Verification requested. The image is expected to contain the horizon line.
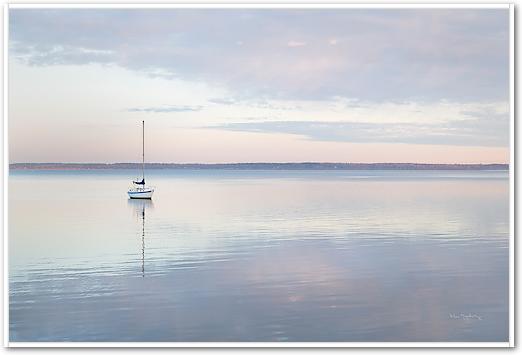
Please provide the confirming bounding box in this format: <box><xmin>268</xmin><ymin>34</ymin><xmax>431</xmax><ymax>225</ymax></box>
<box><xmin>9</xmin><ymin>162</ymin><xmax>510</xmax><ymax>165</ymax></box>
<box><xmin>9</xmin><ymin>162</ymin><xmax>510</xmax><ymax>171</ymax></box>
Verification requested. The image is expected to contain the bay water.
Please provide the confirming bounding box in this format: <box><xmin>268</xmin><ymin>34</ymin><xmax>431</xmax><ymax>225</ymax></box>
<box><xmin>8</xmin><ymin>169</ymin><xmax>509</xmax><ymax>342</ymax></box>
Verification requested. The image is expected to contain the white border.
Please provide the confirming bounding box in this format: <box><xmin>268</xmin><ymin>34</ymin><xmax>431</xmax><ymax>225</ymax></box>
<box><xmin>7</xmin><ymin>3</ymin><xmax>511</xmax><ymax>8</ymax></box>
<box><xmin>6</xmin><ymin>341</ymin><xmax>513</xmax><ymax>348</ymax></box>
<box><xmin>2</xmin><ymin>3</ymin><xmax>8</xmax><ymax>350</ymax></box>
<box><xmin>3</xmin><ymin>3</ymin><xmax>515</xmax><ymax>348</ymax></box>
<box><xmin>508</xmin><ymin>2</ymin><xmax>515</xmax><ymax>349</ymax></box>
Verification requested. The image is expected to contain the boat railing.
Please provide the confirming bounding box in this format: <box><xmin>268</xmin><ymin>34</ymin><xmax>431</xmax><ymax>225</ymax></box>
<box><xmin>129</xmin><ymin>185</ymin><xmax>154</xmax><ymax>192</ymax></box>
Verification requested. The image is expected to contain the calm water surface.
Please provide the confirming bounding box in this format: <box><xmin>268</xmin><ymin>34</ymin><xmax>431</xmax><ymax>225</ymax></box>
<box><xmin>9</xmin><ymin>169</ymin><xmax>509</xmax><ymax>342</ymax></box>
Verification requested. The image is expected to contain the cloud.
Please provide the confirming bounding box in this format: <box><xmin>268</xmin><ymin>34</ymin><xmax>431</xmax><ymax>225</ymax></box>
<box><xmin>208</xmin><ymin>98</ymin><xmax>236</xmax><ymax>105</ymax></box>
<box><xmin>287</xmin><ymin>40</ymin><xmax>307</xmax><ymax>47</ymax></box>
<box><xmin>216</xmin><ymin>116</ymin><xmax>509</xmax><ymax>147</ymax></box>
<box><xmin>126</xmin><ymin>105</ymin><xmax>203</xmax><ymax>113</ymax></box>
<box><xmin>203</xmin><ymin>96</ymin><xmax>508</xmax><ymax>126</ymax></box>
<box><xmin>9</xmin><ymin>9</ymin><xmax>509</xmax><ymax>102</ymax></box>
<box><xmin>10</xmin><ymin>42</ymin><xmax>115</xmax><ymax>66</ymax></box>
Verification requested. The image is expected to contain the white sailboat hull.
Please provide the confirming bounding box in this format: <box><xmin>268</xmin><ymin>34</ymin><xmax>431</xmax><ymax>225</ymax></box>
<box><xmin>128</xmin><ymin>188</ymin><xmax>154</xmax><ymax>199</ymax></box>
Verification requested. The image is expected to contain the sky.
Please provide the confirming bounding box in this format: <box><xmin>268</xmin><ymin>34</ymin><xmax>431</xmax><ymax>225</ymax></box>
<box><xmin>8</xmin><ymin>8</ymin><xmax>510</xmax><ymax>163</ymax></box>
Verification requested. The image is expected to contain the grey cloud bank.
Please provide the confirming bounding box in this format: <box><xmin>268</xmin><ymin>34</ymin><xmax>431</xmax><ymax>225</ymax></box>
<box><xmin>10</xmin><ymin>8</ymin><xmax>509</xmax><ymax>102</ymax></box>
<box><xmin>218</xmin><ymin>115</ymin><xmax>509</xmax><ymax>147</ymax></box>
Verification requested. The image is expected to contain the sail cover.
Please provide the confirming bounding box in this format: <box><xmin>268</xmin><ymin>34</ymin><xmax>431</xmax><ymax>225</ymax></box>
<box><xmin>133</xmin><ymin>178</ymin><xmax>145</xmax><ymax>185</ymax></box>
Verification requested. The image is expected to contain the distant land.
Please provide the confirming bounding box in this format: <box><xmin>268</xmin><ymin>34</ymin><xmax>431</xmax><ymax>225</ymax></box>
<box><xmin>9</xmin><ymin>163</ymin><xmax>509</xmax><ymax>170</ymax></box>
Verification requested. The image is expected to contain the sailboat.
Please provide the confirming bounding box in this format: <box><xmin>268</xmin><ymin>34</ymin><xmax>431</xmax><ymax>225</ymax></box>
<box><xmin>128</xmin><ymin>121</ymin><xmax>154</xmax><ymax>199</ymax></box>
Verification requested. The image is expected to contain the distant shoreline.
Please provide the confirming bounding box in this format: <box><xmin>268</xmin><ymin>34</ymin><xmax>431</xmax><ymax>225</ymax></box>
<box><xmin>9</xmin><ymin>163</ymin><xmax>509</xmax><ymax>171</ymax></box>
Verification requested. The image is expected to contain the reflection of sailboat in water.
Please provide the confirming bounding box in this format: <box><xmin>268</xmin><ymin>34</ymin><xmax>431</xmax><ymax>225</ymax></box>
<box><xmin>128</xmin><ymin>199</ymin><xmax>154</xmax><ymax>277</ymax></box>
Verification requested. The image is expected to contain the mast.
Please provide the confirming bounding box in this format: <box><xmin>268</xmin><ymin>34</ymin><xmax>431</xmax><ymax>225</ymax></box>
<box><xmin>142</xmin><ymin>120</ymin><xmax>145</xmax><ymax>181</ymax></box>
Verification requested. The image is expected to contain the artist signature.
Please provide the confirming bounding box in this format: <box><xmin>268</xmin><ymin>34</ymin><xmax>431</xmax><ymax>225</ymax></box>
<box><xmin>449</xmin><ymin>313</ymin><xmax>483</xmax><ymax>321</ymax></box>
